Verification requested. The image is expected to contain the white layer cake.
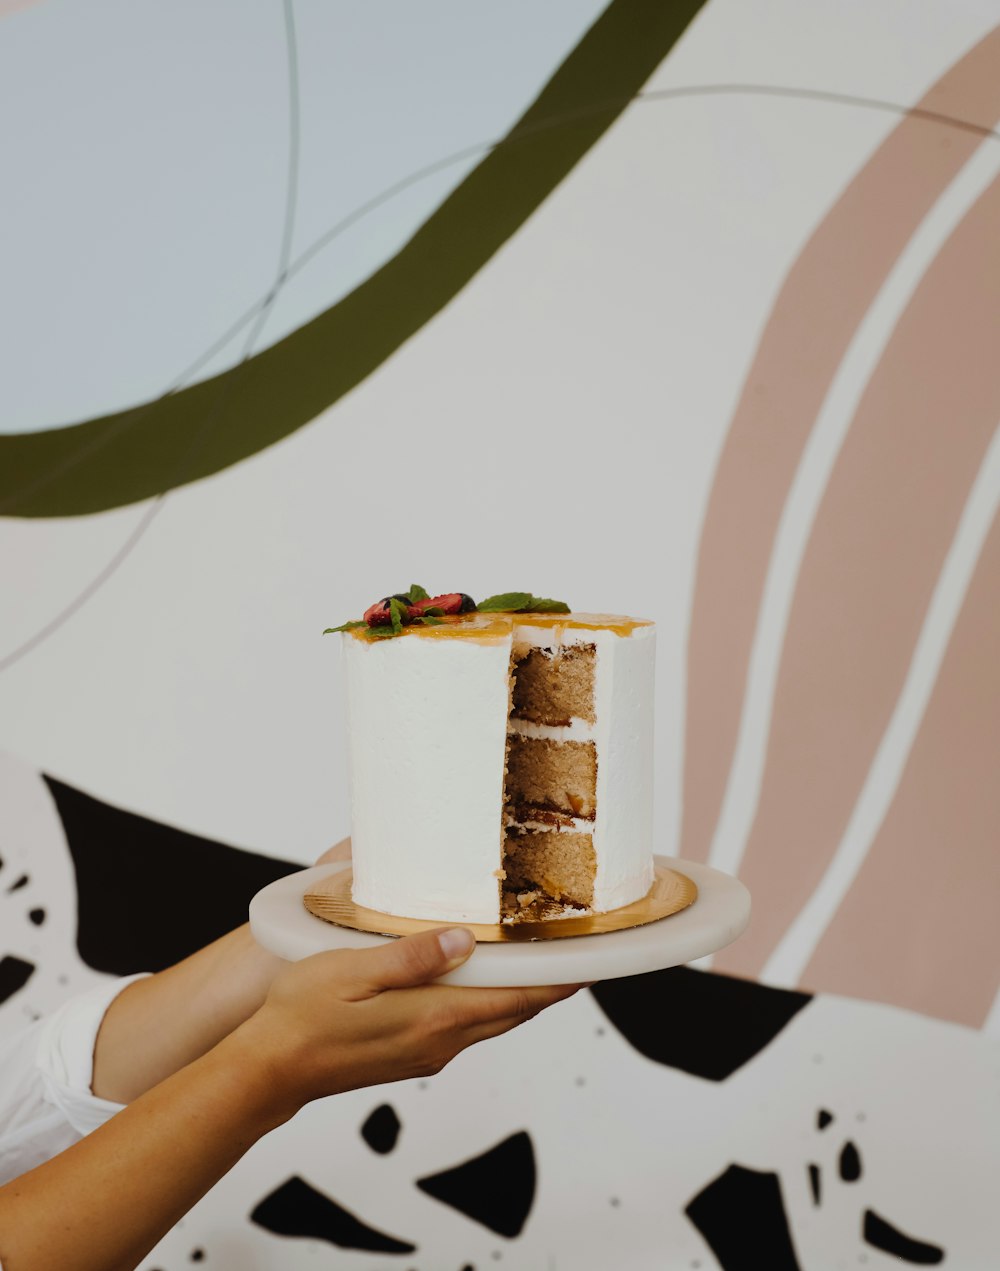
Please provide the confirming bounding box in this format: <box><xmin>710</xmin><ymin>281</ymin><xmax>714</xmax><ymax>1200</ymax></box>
<box><xmin>342</xmin><ymin>612</ymin><xmax>655</xmax><ymax>924</ymax></box>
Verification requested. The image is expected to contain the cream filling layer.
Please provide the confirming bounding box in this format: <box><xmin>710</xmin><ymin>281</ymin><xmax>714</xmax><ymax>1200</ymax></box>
<box><xmin>503</xmin><ymin>814</ymin><xmax>594</xmax><ymax>835</ymax></box>
<box><xmin>506</xmin><ymin>717</ymin><xmax>596</xmax><ymax>742</ymax></box>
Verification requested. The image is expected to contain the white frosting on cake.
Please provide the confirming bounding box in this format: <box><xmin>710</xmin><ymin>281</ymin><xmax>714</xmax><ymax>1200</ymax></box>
<box><xmin>587</xmin><ymin>623</ymin><xmax>656</xmax><ymax>911</ymax></box>
<box><xmin>343</xmin><ymin>624</ymin><xmax>512</xmax><ymax>923</ymax></box>
<box><xmin>342</xmin><ymin>613</ymin><xmax>655</xmax><ymax>923</ymax></box>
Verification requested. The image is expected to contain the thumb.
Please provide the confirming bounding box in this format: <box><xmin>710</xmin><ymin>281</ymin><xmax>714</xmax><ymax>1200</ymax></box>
<box><xmin>345</xmin><ymin>927</ymin><xmax>476</xmax><ymax>997</ymax></box>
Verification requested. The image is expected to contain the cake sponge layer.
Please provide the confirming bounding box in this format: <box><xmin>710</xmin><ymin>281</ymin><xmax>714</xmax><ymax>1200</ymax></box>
<box><xmin>503</xmin><ymin>829</ymin><xmax>596</xmax><ymax>907</ymax></box>
<box><xmin>505</xmin><ymin>736</ymin><xmax>597</xmax><ymax>819</ymax></box>
<box><xmin>511</xmin><ymin>644</ymin><xmax>596</xmax><ymax>726</ymax></box>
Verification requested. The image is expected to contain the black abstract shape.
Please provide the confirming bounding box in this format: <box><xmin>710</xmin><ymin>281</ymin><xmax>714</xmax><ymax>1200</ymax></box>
<box><xmin>190</xmin><ymin>1251</ymin><xmax>205</xmax><ymax>1263</ymax></box>
<box><xmin>863</xmin><ymin>1209</ymin><xmax>944</xmax><ymax>1264</ymax></box>
<box><xmin>807</xmin><ymin>1163</ymin><xmax>821</xmax><ymax>1206</ymax></box>
<box><xmin>361</xmin><ymin>1103</ymin><xmax>401</xmax><ymax>1155</ymax></box>
<box><xmin>6</xmin><ymin>873</ymin><xmax>29</xmax><ymax>893</ymax></box>
<box><xmin>817</xmin><ymin>1108</ymin><xmax>834</xmax><ymax>1130</ymax></box>
<box><xmin>28</xmin><ymin>908</ymin><xmax>45</xmax><ymax>926</ymax></box>
<box><xmin>44</xmin><ymin>776</ymin><xmax>300</xmax><ymax>973</ymax></box>
<box><xmin>251</xmin><ymin>1175</ymin><xmax>416</xmax><ymax>1255</ymax></box>
<box><xmin>685</xmin><ymin>1165</ymin><xmax>802</xmax><ymax>1270</ymax></box>
<box><xmin>0</xmin><ymin>955</ymin><xmax>35</xmax><ymax>1004</ymax></box>
<box><xmin>839</xmin><ymin>1140</ymin><xmax>862</xmax><ymax>1182</ymax></box>
<box><xmin>591</xmin><ymin>967</ymin><xmax>811</xmax><ymax>1081</ymax></box>
<box><xmin>417</xmin><ymin>1131</ymin><xmax>535</xmax><ymax>1238</ymax></box>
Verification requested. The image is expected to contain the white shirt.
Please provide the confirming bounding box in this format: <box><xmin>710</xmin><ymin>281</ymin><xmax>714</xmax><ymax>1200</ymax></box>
<box><xmin>0</xmin><ymin>974</ymin><xmax>148</xmax><ymax>1189</ymax></box>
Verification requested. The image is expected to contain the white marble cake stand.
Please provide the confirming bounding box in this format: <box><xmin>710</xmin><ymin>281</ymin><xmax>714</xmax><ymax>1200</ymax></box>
<box><xmin>249</xmin><ymin>857</ymin><xmax>750</xmax><ymax>987</ymax></box>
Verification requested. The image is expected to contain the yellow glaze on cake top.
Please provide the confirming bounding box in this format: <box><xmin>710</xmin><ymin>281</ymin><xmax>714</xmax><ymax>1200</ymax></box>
<box><xmin>347</xmin><ymin>613</ymin><xmax>513</xmax><ymax>645</ymax></box>
<box><xmin>347</xmin><ymin>612</ymin><xmax>651</xmax><ymax>645</ymax></box>
<box><xmin>510</xmin><ymin>612</ymin><xmax>652</xmax><ymax>638</ymax></box>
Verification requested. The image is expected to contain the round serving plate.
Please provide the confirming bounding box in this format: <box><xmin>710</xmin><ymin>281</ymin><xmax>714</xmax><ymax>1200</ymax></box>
<box><xmin>249</xmin><ymin>856</ymin><xmax>750</xmax><ymax>986</ymax></box>
<box><xmin>303</xmin><ymin>861</ymin><xmax>697</xmax><ymax>941</ymax></box>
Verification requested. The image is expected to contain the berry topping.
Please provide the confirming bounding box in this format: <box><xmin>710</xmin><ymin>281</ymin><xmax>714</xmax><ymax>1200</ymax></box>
<box><xmin>364</xmin><ymin>595</ymin><xmax>414</xmax><ymax>626</ymax></box>
<box><xmin>410</xmin><ymin>592</ymin><xmax>476</xmax><ymax>617</ymax></box>
<box><xmin>323</xmin><ymin>586</ymin><xmax>569</xmax><ymax>638</ymax></box>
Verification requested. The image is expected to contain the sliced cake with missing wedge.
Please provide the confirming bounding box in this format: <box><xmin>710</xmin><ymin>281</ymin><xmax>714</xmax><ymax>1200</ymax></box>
<box><xmin>335</xmin><ymin>593</ymin><xmax>654</xmax><ymax>925</ymax></box>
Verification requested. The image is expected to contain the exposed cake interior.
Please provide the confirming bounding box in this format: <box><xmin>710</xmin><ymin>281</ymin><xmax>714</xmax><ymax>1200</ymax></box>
<box><xmin>510</xmin><ymin>644</ymin><xmax>596</xmax><ymax>725</ymax></box>
<box><xmin>500</xmin><ymin>640</ymin><xmax>599</xmax><ymax>917</ymax></box>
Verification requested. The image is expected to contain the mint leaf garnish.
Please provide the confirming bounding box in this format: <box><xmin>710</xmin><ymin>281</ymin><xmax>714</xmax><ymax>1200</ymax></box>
<box><xmin>525</xmin><ymin>597</ymin><xmax>570</xmax><ymax>613</ymax></box>
<box><xmin>407</xmin><ymin>583</ymin><xmax>430</xmax><ymax>602</ymax></box>
<box><xmin>477</xmin><ymin>592</ymin><xmax>570</xmax><ymax>614</ymax></box>
<box><xmin>388</xmin><ymin>597</ymin><xmax>405</xmax><ymax>635</ymax></box>
<box><xmin>416</xmin><ymin>613</ymin><xmax>444</xmax><ymax>625</ymax></box>
<box><xmin>478</xmin><ymin>592</ymin><xmax>533</xmax><ymax>612</ymax></box>
<box><xmin>366</xmin><ymin>625</ymin><xmax>398</xmax><ymax>639</ymax></box>
<box><xmin>323</xmin><ymin>620</ymin><xmax>368</xmax><ymax>634</ymax></box>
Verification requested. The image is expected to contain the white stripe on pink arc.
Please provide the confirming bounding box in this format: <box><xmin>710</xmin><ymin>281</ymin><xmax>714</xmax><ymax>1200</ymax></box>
<box><xmin>681</xmin><ymin>25</ymin><xmax>1000</xmax><ymax>870</ymax></box>
<box><xmin>715</xmin><ymin>173</ymin><xmax>1000</xmax><ymax>989</ymax></box>
<box><xmin>704</xmin><ymin>138</ymin><xmax>1000</xmax><ymax>889</ymax></box>
<box><xmin>802</xmin><ymin>490</ymin><xmax>1000</xmax><ymax>1029</ymax></box>
<box><xmin>763</xmin><ymin>424</ymin><xmax>1000</xmax><ymax>994</ymax></box>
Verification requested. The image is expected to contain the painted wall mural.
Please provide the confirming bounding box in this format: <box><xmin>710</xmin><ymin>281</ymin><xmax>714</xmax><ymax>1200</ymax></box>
<box><xmin>2</xmin><ymin>0</ymin><xmax>999</xmax><ymax>1266</ymax></box>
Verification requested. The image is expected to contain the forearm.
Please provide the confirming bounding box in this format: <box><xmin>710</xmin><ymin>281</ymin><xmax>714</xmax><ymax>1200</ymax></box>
<box><xmin>92</xmin><ymin>924</ymin><xmax>283</xmax><ymax>1102</ymax></box>
<box><xmin>0</xmin><ymin>920</ymin><xmax>575</xmax><ymax>1271</ymax></box>
<box><xmin>0</xmin><ymin>1025</ymin><xmax>290</xmax><ymax>1271</ymax></box>
<box><xmin>93</xmin><ymin>842</ymin><xmax>351</xmax><ymax>1102</ymax></box>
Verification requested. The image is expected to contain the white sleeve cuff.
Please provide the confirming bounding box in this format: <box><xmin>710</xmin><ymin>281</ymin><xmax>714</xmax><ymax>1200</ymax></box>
<box><xmin>36</xmin><ymin>972</ymin><xmax>151</xmax><ymax>1136</ymax></box>
<box><xmin>0</xmin><ymin>973</ymin><xmax>151</xmax><ymax>1185</ymax></box>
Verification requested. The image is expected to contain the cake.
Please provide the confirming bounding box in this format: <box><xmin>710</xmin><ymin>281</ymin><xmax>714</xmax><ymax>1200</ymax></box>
<box><xmin>327</xmin><ymin>589</ymin><xmax>655</xmax><ymax>925</ymax></box>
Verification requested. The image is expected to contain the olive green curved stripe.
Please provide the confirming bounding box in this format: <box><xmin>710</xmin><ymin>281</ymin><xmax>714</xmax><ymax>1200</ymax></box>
<box><xmin>0</xmin><ymin>0</ymin><xmax>706</xmax><ymax>518</ymax></box>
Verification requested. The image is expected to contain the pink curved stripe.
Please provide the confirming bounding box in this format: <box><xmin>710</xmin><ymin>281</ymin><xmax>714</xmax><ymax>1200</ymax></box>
<box><xmin>715</xmin><ymin>173</ymin><xmax>1000</xmax><ymax>980</ymax></box>
<box><xmin>0</xmin><ymin>1</ymin><xmax>46</xmax><ymax>15</ymax></box>
<box><xmin>681</xmin><ymin>25</ymin><xmax>1000</xmax><ymax>865</ymax></box>
<box><xmin>803</xmin><ymin>505</ymin><xmax>1000</xmax><ymax>1027</ymax></box>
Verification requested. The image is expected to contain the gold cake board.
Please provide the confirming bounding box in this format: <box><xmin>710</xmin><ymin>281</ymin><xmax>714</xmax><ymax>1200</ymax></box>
<box><xmin>303</xmin><ymin>862</ymin><xmax>697</xmax><ymax>943</ymax></box>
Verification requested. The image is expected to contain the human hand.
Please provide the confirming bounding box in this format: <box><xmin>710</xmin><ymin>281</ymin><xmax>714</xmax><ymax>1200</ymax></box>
<box><xmin>235</xmin><ymin>927</ymin><xmax>580</xmax><ymax>1117</ymax></box>
<box><xmin>91</xmin><ymin>835</ymin><xmax>348</xmax><ymax>1104</ymax></box>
